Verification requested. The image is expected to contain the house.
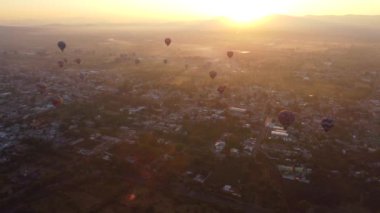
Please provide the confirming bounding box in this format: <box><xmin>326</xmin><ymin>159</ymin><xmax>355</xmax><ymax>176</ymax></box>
<box><xmin>214</xmin><ymin>140</ymin><xmax>226</xmax><ymax>153</ymax></box>
<box><xmin>193</xmin><ymin>172</ymin><xmax>211</xmax><ymax>184</ymax></box>
<box><xmin>271</xmin><ymin>130</ymin><xmax>289</xmax><ymax>137</ymax></box>
<box><xmin>270</xmin><ymin>126</ymin><xmax>292</xmax><ymax>142</ymax></box>
<box><xmin>229</xmin><ymin>107</ymin><xmax>249</xmax><ymax>118</ymax></box>
<box><xmin>222</xmin><ymin>185</ymin><xmax>242</xmax><ymax>197</ymax></box>
<box><xmin>230</xmin><ymin>148</ymin><xmax>240</xmax><ymax>157</ymax></box>
<box><xmin>277</xmin><ymin>165</ymin><xmax>312</xmax><ymax>183</ymax></box>
<box><xmin>129</xmin><ymin>106</ymin><xmax>147</xmax><ymax>115</ymax></box>
<box><xmin>229</xmin><ymin>107</ymin><xmax>247</xmax><ymax>113</ymax></box>
<box><xmin>100</xmin><ymin>136</ymin><xmax>121</xmax><ymax>144</ymax></box>
<box><xmin>242</xmin><ymin>138</ymin><xmax>256</xmax><ymax>155</ymax></box>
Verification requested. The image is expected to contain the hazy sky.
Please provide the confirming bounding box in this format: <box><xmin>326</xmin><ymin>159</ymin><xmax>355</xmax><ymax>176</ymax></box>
<box><xmin>1</xmin><ymin>0</ymin><xmax>380</xmax><ymax>24</ymax></box>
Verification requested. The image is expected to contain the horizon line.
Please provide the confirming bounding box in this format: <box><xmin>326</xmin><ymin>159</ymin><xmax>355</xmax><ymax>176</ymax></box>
<box><xmin>1</xmin><ymin>14</ymin><xmax>380</xmax><ymax>27</ymax></box>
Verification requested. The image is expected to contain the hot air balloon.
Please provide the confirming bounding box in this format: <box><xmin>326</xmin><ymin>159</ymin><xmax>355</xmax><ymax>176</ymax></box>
<box><xmin>57</xmin><ymin>41</ymin><xmax>66</xmax><ymax>52</ymax></box>
<box><xmin>57</xmin><ymin>61</ymin><xmax>64</xmax><ymax>68</ymax></box>
<box><xmin>321</xmin><ymin>118</ymin><xmax>334</xmax><ymax>132</ymax></box>
<box><xmin>227</xmin><ymin>51</ymin><xmax>234</xmax><ymax>58</ymax></box>
<box><xmin>278</xmin><ymin>110</ymin><xmax>295</xmax><ymax>129</ymax></box>
<box><xmin>128</xmin><ymin>194</ymin><xmax>136</xmax><ymax>201</ymax></box>
<box><xmin>51</xmin><ymin>96</ymin><xmax>63</xmax><ymax>107</ymax></box>
<box><xmin>209</xmin><ymin>71</ymin><xmax>217</xmax><ymax>79</ymax></box>
<box><xmin>36</xmin><ymin>83</ymin><xmax>47</xmax><ymax>94</ymax></box>
<box><xmin>217</xmin><ymin>85</ymin><xmax>226</xmax><ymax>94</ymax></box>
<box><xmin>163</xmin><ymin>59</ymin><xmax>168</xmax><ymax>64</ymax></box>
<box><xmin>164</xmin><ymin>38</ymin><xmax>171</xmax><ymax>46</ymax></box>
<box><xmin>74</xmin><ymin>58</ymin><xmax>81</xmax><ymax>64</ymax></box>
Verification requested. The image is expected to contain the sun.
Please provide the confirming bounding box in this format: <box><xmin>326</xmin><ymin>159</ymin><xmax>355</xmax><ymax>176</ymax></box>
<box><xmin>185</xmin><ymin>0</ymin><xmax>286</xmax><ymax>25</ymax></box>
<box><xmin>202</xmin><ymin>0</ymin><xmax>278</xmax><ymax>24</ymax></box>
<box><xmin>225</xmin><ymin>11</ymin><xmax>268</xmax><ymax>23</ymax></box>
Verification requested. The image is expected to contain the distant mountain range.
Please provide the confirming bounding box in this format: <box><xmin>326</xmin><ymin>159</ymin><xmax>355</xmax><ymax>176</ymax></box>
<box><xmin>256</xmin><ymin>15</ymin><xmax>380</xmax><ymax>31</ymax></box>
<box><xmin>242</xmin><ymin>15</ymin><xmax>380</xmax><ymax>39</ymax></box>
<box><xmin>1</xmin><ymin>15</ymin><xmax>380</xmax><ymax>39</ymax></box>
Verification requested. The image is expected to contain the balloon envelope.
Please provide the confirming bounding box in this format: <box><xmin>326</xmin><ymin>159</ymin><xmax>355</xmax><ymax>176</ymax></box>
<box><xmin>57</xmin><ymin>41</ymin><xmax>66</xmax><ymax>52</ymax></box>
<box><xmin>278</xmin><ymin>110</ymin><xmax>295</xmax><ymax>129</ymax></box>
<box><xmin>227</xmin><ymin>51</ymin><xmax>234</xmax><ymax>58</ymax></box>
<box><xmin>165</xmin><ymin>38</ymin><xmax>171</xmax><ymax>46</ymax></box>
<box><xmin>321</xmin><ymin>118</ymin><xmax>334</xmax><ymax>132</ymax></box>
<box><xmin>128</xmin><ymin>194</ymin><xmax>136</xmax><ymax>201</ymax></box>
<box><xmin>209</xmin><ymin>71</ymin><xmax>217</xmax><ymax>79</ymax></box>
<box><xmin>217</xmin><ymin>85</ymin><xmax>226</xmax><ymax>94</ymax></box>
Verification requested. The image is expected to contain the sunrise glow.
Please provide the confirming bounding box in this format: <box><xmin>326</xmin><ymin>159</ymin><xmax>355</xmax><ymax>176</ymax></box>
<box><xmin>1</xmin><ymin>0</ymin><xmax>380</xmax><ymax>25</ymax></box>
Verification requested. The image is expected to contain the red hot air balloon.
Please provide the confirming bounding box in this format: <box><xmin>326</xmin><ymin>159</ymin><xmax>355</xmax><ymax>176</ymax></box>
<box><xmin>278</xmin><ymin>110</ymin><xmax>295</xmax><ymax>129</ymax></box>
<box><xmin>128</xmin><ymin>194</ymin><xmax>136</xmax><ymax>201</ymax></box>
<box><xmin>321</xmin><ymin>118</ymin><xmax>334</xmax><ymax>132</ymax></box>
<box><xmin>227</xmin><ymin>51</ymin><xmax>234</xmax><ymax>58</ymax></box>
<box><xmin>164</xmin><ymin>38</ymin><xmax>171</xmax><ymax>46</ymax></box>
<box><xmin>74</xmin><ymin>58</ymin><xmax>81</xmax><ymax>64</ymax></box>
<box><xmin>57</xmin><ymin>61</ymin><xmax>64</xmax><ymax>68</ymax></box>
<box><xmin>217</xmin><ymin>85</ymin><xmax>227</xmax><ymax>94</ymax></box>
<box><xmin>57</xmin><ymin>41</ymin><xmax>66</xmax><ymax>52</ymax></box>
<box><xmin>51</xmin><ymin>96</ymin><xmax>63</xmax><ymax>107</ymax></box>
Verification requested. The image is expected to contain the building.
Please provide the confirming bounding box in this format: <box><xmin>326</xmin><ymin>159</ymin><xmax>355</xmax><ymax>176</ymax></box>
<box><xmin>242</xmin><ymin>138</ymin><xmax>256</xmax><ymax>155</ymax></box>
<box><xmin>270</xmin><ymin>125</ymin><xmax>292</xmax><ymax>142</ymax></box>
<box><xmin>214</xmin><ymin>140</ymin><xmax>226</xmax><ymax>153</ymax></box>
<box><xmin>228</xmin><ymin>107</ymin><xmax>249</xmax><ymax>118</ymax></box>
<box><xmin>277</xmin><ymin>165</ymin><xmax>312</xmax><ymax>183</ymax></box>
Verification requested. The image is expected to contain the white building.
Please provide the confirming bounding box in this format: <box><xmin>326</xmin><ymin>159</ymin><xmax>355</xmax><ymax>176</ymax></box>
<box><xmin>270</xmin><ymin>126</ymin><xmax>292</xmax><ymax>142</ymax></box>
<box><xmin>215</xmin><ymin>140</ymin><xmax>226</xmax><ymax>153</ymax></box>
<box><xmin>228</xmin><ymin>107</ymin><xmax>249</xmax><ymax>118</ymax></box>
